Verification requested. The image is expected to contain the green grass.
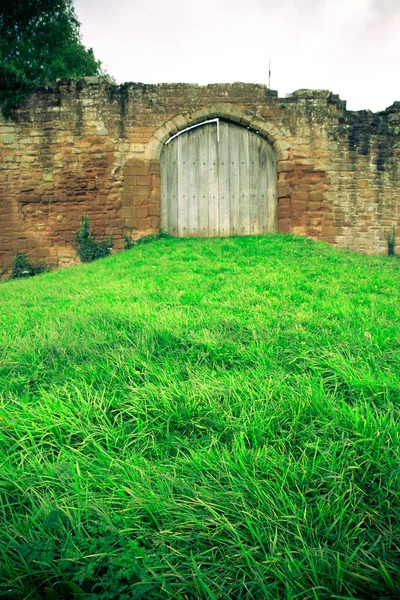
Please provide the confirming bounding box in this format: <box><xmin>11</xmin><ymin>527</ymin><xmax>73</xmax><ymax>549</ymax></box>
<box><xmin>0</xmin><ymin>234</ymin><xmax>399</xmax><ymax>599</ymax></box>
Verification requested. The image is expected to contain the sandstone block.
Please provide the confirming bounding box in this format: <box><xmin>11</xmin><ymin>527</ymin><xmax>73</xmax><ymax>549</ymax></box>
<box><xmin>150</xmin><ymin>188</ymin><xmax>160</xmax><ymax>202</ymax></box>
<box><xmin>137</xmin><ymin>217</ymin><xmax>152</xmax><ymax>230</ymax></box>
<box><xmin>149</xmin><ymin>204</ymin><xmax>161</xmax><ymax>216</ymax></box>
<box><xmin>148</xmin><ymin>160</ymin><xmax>160</xmax><ymax>175</ymax></box>
<box><xmin>296</xmin><ymin>159</ymin><xmax>315</xmax><ymax>167</ymax></box>
<box><xmin>129</xmin><ymin>143</ymin><xmax>145</xmax><ymax>153</ymax></box>
<box><xmin>278</xmin><ymin>219</ymin><xmax>291</xmax><ymax>233</ymax></box>
<box><xmin>274</xmin><ymin>140</ymin><xmax>290</xmax><ymax>152</ymax></box>
<box><xmin>278</xmin><ymin>151</ymin><xmax>289</xmax><ymax>161</ymax></box>
<box><xmin>130</xmin><ymin>186</ymin><xmax>150</xmax><ymax>196</ymax></box>
<box><xmin>136</xmin><ymin>206</ymin><xmax>149</xmax><ymax>218</ymax></box>
<box><xmin>1</xmin><ymin>135</ymin><xmax>16</xmax><ymax>144</ymax></box>
<box><xmin>125</xmin><ymin>157</ymin><xmax>146</xmax><ymax>168</ymax></box>
<box><xmin>120</xmin><ymin>206</ymin><xmax>135</xmax><ymax>218</ymax></box>
<box><xmin>309</xmin><ymin>190</ymin><xmax>324</xmax><ymax>202</ymax></box>
<box><xmin>278</xmin><ymin>161</ymin><xmax>295</xmax><ymax>173</ymax></box>
<box><xmin>171</xmin><ymin>114</ymin><xmax>189</xmax><ymax>132</ymax></box>
<box><xmin>127</xmin><ymin>165</ymin><xmax>148</xmax><ymax>176</ymax></box>
<box><xmin>277</xmin><ymin>182</ymin><xmax>290</xmax><ymax>198</ymax></box>
<box><xmin>124</xmin><ymin>176</ymin><xmax>136</xmax><ymax>187</ymax></box>
<box><xmin>124</xmin><ymin>218</ymin><xmax>138</xmax><ymax>228</ymax></box>
<box><xmin>135</xmin><ymin>175</ymin><xmax>152</xmax><ymax>186</ymax></box>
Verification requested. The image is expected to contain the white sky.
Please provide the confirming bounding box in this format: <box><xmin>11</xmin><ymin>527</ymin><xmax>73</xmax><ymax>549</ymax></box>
<box><xmin>75</xmin><ymin>0</ymin><xmax>400</xmax><ymax>112</ymax></box>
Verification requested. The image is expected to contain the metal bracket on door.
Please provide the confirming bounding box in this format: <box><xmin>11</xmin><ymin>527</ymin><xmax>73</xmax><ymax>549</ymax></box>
<box><xmin>165</xmin><ymin>118</ymin><xmax>220</xmax><ymax>145</ymax></box>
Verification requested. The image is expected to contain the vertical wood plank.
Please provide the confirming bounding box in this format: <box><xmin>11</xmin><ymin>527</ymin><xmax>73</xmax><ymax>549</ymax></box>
<box><xmin>187</xmin><ymin>129</ymin><xmax>199</xmax><ymax>236</ymax></box>
<box><xmin>218</xmin><ymin>121</ymin><xmax>230</xmax><ymax>237</ymax></box>
<box><xmin>164</xmin><ymin>138</ymin><xmax>178</xmax><ymax>236</ymax></box>
<box><xmin>177</xmin><ymin>132</ymin><xmax>189</xmax><ymax>237</ymax></box>
<box><xmin>208</xmin><ymin>123</ymin><xmax>219</xmax><ymax>237</ymax></box>
<box><xmin>239</xmin><ymin>128</ymin><xmax>250</xmax><ymax>235</ymax></box>
<box><xmin>248</xmin><ymin>132</ymin><xmax>259</xmax><ymax>235</ymax></box>
<box><xmin>229</xmin><ymin>124</ymin><xmax>240</xmax><ymax>235</ymax></box>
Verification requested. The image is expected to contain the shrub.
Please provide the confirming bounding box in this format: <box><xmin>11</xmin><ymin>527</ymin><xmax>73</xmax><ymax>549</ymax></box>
<box><xmin>11</xmin><ymin>253</ymin><xmax>45</xmax><ymax>279</ymax></box>
<box><xmin>76</xmin><ymin>214</ymin><xmax>113</xmax><ymax>263</ymax></box>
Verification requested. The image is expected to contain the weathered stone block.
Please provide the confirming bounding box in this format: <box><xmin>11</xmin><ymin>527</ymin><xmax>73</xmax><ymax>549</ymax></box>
<box><xmin>309</xmin><ymin>190</ymin><xmax>324</xmax><ymax>202</ymax></box>
<box><xmin>135</xmin><ymin>175</ymin><xmax>152</xmax><ymax>186</ymax></box>
<box><xmin>277</xmin><ymin>182</ymin><xmax>290</xmax><ymax>198</ymax></box>
<box><xmin>123</xmin><ymin>217</ymin><xmax>138</xmax><ymax>228</ymax></box>
<box><xmin>1</xmin><ymin>135</ymin><xmax>16</xmax><ymax>144</ymax></box>
<box><xmin>137</xmin><ymin>217</ymin><xmax>152</xmax><ymax>229</ymax></box>
<box><xmin>275</xmin><ymin>140</ymin><xmax>290</xmax><ymax>152</ymax></box>
<box><xmin>120</xmin><ymin>206</ymin><xmax>134</xmax><ymax>218</ymax></box>
<box><xmin>130</xmin><ymin>186</ymin><xmax>150</xmax><ymax>196</ymax></box>
<box><xmin>149</xmin><ymin>204</ymin><xmax>161</xmax><ymax>216</ymax></box>
<box><xmin>136</xmin><ymin>206</ymin><xmax>149</xmax><ymax>218</ymax></box>
<box><xmin>278</xmin><ymin>161</ymin><xmax>295</xmax><ymax>173</ymax></box>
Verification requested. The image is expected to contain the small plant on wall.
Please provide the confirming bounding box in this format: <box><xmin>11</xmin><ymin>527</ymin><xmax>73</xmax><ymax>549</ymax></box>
<box><xmin>11</xmin><ymin>253</ymin><xmax>45</xmax><ymax>279</ymax></box>
<box><xmin>76</xmin><ymin>214</ymin><xmax>113</xmax><ymax>263</ymax></box>
<box><xmin>122</xmin><ymin>227</ymin><xmax>135</xmax><ymax>250</ymax></box>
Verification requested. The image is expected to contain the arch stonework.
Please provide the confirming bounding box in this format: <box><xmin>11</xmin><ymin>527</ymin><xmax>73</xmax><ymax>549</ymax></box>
<box><xmin>144</xmin><ymin>103</ymin><xmax>290</xmax><ymax>161</ymax></box>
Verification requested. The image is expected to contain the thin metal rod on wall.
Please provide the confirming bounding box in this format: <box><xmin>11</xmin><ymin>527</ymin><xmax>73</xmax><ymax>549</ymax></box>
<box><xmin>165</xmin><ymin>118</ymin><xmax>220</xmax><ymax>145</ymax></box>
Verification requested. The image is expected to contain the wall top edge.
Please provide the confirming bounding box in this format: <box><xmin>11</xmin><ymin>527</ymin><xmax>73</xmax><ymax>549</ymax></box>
<box><xmin>1</xmin><ymin>76</ymin><xmax>398</xmax><ymax>118</ymax></box>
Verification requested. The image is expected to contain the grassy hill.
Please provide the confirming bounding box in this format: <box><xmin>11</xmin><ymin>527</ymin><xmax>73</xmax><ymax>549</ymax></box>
<box><xmin>0</xmin><ymin>235</ymin><xmax>399</xmax><ymax>599</ymax></box>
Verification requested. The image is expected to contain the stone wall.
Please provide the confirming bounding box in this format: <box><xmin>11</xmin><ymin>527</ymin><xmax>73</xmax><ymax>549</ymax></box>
<box><xmin>0</xmin><ymin>78</ymin><xmax>399</xmax><ymax>275</ymax></box>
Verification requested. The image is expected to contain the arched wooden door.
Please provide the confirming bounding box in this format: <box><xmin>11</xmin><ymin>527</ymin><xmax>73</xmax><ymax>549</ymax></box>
<box><xmin>160</xmin><ymin>120</ymin><xmax>277</xmax><ymax>237</ymax></box>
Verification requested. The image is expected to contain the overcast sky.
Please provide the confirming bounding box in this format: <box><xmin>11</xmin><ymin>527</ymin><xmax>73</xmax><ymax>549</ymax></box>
<box><xmin>75</xmin><ymin>0</ymin><xmax>399</xmax><ymax>112</ymax></box>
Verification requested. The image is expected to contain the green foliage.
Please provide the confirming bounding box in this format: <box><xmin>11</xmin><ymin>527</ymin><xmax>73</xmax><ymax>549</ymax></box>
<box><xmin>1</xmin><ymin>236</ymin><xmax>400</xmax><ymax>598</ymax></box>
<box><xmin>136</xmin><ymin>229</ymin><xmax>170</xmax><ymax>245</ymax></box>
<box><xmin>11</xmin><ymin>252</ymin><xmax>45</xmax><ymax>278</ymax></box>
<box><xmin>76</xmin><ymin>213</ymin><xmax>113</xmax><ymax>263</ymax></box>
<box><xmin>0</xmin><ymin>0</ymin><xmax>103</xmax><ymax>118</ymax></box>
<box><xmin>121</xmin><ymin>227</ymin><xmax>135</xmax><ymax>250</ymax></box>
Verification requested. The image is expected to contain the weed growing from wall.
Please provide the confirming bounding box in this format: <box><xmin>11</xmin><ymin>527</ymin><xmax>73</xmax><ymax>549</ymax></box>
<box><xmin>11</xmin><ymin>253</ymin><xmax>45</xmax><ymax>279</ymax></box>
<box><xmin>136</xmin><ymin>230</ymin><xmax>170</xmax><ymax>245</ymax></box>
<box><xmin>76</xmin><ymin>214</ymin><xmax>113</xmax><ymax>263</ymax></box>
<box><xmin>122</xmin><ymin>227</ymin><xmax>135</xmax><ymax>250</ymax></box>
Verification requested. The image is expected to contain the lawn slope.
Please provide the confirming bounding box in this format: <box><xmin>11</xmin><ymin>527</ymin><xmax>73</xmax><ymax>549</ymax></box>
<box><xmin>0</xmin><ymin>235</ymin><xmax>399</xmax><ymax>599</ymax></box>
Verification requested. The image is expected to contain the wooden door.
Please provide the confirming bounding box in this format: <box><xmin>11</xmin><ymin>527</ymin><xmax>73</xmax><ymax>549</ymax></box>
<box><xmin>160</xmin><ymin>120</ymin><xmax>277</xmax><ymax>237</ymax></box>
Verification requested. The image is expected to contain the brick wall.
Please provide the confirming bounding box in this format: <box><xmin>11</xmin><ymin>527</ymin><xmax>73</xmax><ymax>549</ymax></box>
<box><xmin>0</xmin><ymin>78</ymin><xmax>399</xmax><ymax>275</ymax></box>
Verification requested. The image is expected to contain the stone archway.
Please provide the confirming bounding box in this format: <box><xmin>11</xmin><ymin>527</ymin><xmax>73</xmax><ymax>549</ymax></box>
<box><xmin>143</xmin><ymin>103</ymin><xmax>292</xmax><ymax>235</ymax></box>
